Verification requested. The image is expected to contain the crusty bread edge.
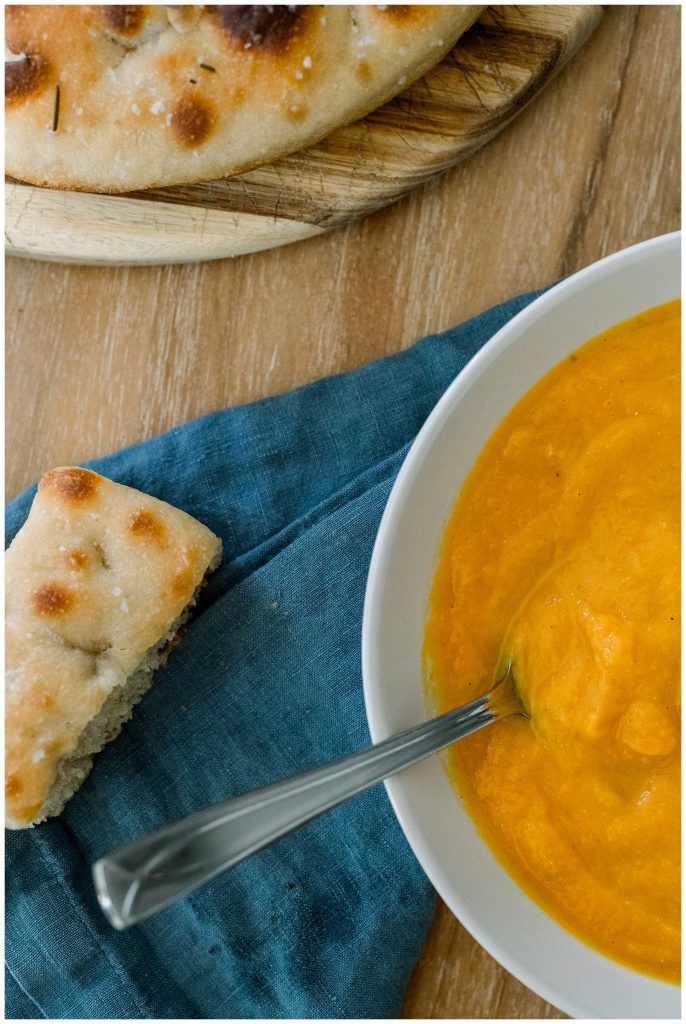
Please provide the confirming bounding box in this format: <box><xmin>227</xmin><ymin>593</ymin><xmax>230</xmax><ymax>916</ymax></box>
<box><xmin>6</xmin><ymin>9</ymin><xmax>484</xmax><ymax>194</ymax></box>
<box><xmin>5</xmin><ymin>546</ymin><xmax>221</xmax><ymax>829</ymax></box>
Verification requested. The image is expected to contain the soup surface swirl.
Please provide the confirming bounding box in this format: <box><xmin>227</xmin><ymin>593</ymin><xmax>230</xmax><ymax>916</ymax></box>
<box><xmin>424</xmin><ymin>301</ymin><xmax>680</xmax><ymax>982</ymax></box>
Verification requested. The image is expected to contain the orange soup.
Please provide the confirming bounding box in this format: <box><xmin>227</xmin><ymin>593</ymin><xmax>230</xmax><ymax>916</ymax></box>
<box><xmin>424</xmin><ymin>301</ymin><xmax>680</xmax><ymax>982</ymax></box>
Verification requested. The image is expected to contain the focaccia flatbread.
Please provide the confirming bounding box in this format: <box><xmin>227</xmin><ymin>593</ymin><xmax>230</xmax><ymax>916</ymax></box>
<box><xmin>5</xmin><ymin>467</ymin><xmax>222</xmax><ymax>829</ymax></box>
<box><xmin>5</xmin><ymin>4</ymin><xmax>483</xmax><ymax>192</ymax></box>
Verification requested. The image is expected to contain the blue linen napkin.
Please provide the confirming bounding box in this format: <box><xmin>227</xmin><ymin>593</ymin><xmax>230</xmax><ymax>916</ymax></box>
<box><xmin>6</xmin><ymin>290</ymin><xmax>540</xmax><ymax>1020</ymax></box>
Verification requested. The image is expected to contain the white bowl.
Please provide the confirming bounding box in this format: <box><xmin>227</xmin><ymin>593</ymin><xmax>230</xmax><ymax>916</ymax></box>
<box><xmin>362</xmin><ymin>233</ymin><xmax>681</xmax><ymax>1019</ymax></box>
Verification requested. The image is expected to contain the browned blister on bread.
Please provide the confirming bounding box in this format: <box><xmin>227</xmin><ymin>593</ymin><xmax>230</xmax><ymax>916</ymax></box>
<box><xmin>5</xmin><ymin>468</ymin><xmax>222</xmax><ymax>829</ymax></box>
<box><xmin>5</xmin><ymin>4</ymin><xmax>483</xmax><ymax>191</ymax></box>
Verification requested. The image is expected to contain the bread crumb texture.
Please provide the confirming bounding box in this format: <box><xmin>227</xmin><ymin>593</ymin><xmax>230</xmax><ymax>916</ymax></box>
<box><xmin>5</xmin><ymin>468</ymin><xmax>221</xmax><ymax>828</ymax></box>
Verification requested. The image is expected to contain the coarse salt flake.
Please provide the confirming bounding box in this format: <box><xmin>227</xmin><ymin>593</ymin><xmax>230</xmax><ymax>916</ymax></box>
<box><xmin>6</xmin><ymin>670</ymin><xmax>21</xmax><ymax>692</ymax></box>
<box><xmin>131</xmin><ymin>103</ymin><xmax>141</xmax><ymax>116</ymax></box>
<box><xmin>150</xmin><ymin>99</ymin><xmax>165</xmax><ymax>115</ymax></box>
<box><xmin>303</xmin><ymin>55</ymin><xmax>312</xmax><ymax>68</ymax></box>
<box><xmin>295</xmin><ymin>69</ymin><xmax>303</xmax><ymax>80</ymax></box>
<box><xmin>120</xmin><ymin>599</ymin><xmax>129</xmax><ymax>613</ymax></box>
<box><xmin>75</xmin><ymin>106</ymin><xmax>83</xmax><ymax>116</ymax></box>
<box><xmin>32</xmin><ymin>750</ymin><xmax>46</xmax><ymax>764</ymax></box>
<box><xmin>112</xmin><ymin>586</ymin><xmax>122</xmax><ymax>597</ymax></box>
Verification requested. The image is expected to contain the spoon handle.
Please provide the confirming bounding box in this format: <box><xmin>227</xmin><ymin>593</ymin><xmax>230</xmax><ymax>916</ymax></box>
<box><xmin>93</xmin><ymin>684</ymin><xmax>506</xmax><ymax>930</ymax></box>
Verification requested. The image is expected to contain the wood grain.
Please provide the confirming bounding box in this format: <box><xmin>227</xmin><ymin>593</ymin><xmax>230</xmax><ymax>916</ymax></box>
<box><xmin>132</xmin><ymin>5</ymin><xmax>603</xmax><ymax>226</ymax></box>
<box><xmin>5</xmin><ymin>5</ymin><xmax>602</xmax><ymax>265</ymax></box>
<box><xmin>4</xmin><ymin>183</ymin><xmax>324</xmax><ymax>265</ymax></box>
<box><xmin>5</xmin><ymin>6</ymin><xmax>680</xmax><ymax>1019</ymax></box>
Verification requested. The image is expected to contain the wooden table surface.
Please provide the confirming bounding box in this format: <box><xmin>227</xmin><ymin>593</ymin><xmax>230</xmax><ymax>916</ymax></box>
<box><xmin>5</xmin><ymin>6</ymin><xmax>680</xmax><ymax>1018</ymax></box>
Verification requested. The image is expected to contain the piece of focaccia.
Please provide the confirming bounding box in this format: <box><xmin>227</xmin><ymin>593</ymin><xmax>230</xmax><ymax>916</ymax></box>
<box><xmin>5</xmin><ymin>4</ymin><xmax>483</xmax><ymax>192</ymax></box>
<box><xmin>5</xmin><ymin>467</ymin><xmax>222</xmax><ymax>829</ymax></box>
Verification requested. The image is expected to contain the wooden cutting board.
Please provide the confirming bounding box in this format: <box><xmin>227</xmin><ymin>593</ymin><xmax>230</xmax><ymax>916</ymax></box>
<box><xmin>5</xmin><ymin>5</ymin><xmax>603</xmax><ymax>266</ymax></box>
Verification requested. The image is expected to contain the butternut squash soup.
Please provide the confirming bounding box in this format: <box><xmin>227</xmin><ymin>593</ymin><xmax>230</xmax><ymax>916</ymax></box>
<box><xmin>424</xmin><ymin>300</ymin><xmax>680</xmax><ymax>982</ymax></box>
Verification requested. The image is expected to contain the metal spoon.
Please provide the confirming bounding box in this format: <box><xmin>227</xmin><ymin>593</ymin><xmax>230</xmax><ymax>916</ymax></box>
<box><xmin>92</xmin><ymin>664</ymin><xmax>524</xmax><ymax>929</ymax></box>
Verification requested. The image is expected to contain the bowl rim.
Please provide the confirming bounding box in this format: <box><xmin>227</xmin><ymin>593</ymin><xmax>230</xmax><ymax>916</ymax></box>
<box><xmin>362</xmin><ymin>231</ymin><xmax>681</xmax><ymax>1018</ymax></box>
